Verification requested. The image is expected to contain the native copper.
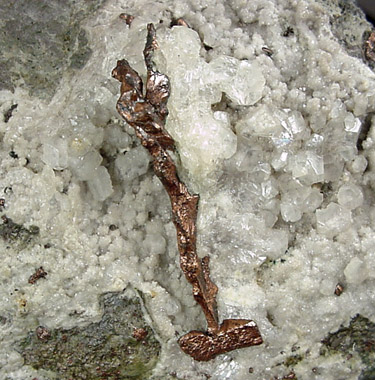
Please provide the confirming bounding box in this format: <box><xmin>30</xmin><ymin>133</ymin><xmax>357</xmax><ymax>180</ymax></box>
<box><xmin>119</xmin><ymin>13</ymin><xmax>134</xmax><ymax>26</ymax></box>
<box><xmin>365</xmin><ymin>31</ymin><xmax>375</xmax><ymax>62</ymax></box>
<box><xmin>112</xmin><ymin>23</ymin><xmax>262</xmax><ymax>361</ymax></box>
<box><xmin>28</xmin><ymin>266</ymin><xmax>47</xmax><ymax>284</ymax></box>
<box><xmin>334</xmin><ymin>283</ymin><xmax>344</xmax><ymax>296</ymax></box>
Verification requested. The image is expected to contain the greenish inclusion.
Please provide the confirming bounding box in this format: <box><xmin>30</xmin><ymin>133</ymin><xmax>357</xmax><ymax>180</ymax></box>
<box><xmin>0</xmin><ymin>217</ymin><xmax>39</xmax><ymax>250</ymax></box>
<box><xmin>321</xmin><ymin>314</ymin><xmax>375</xmax><ymax>380</ymax></box>
<box><xmin>17</xmin><ymin>292</ymin><xmax>161</xmax><ymax>380</ymax></box>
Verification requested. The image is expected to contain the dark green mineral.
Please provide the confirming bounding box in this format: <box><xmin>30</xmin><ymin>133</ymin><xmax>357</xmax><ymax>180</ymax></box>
<box><xmin>321</xmin><ymin>314</ymin><xmax>375</xmax><ymax>380</ymax></box>
<box><xmin>17</xmin><ymin>291</ymin><xmax>161</xmax><ymax>380</ymax></box>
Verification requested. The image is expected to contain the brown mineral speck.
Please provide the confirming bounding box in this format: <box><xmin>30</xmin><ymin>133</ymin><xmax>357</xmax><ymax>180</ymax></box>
<box><xmin>119</xmin><ymin>13</ymin><xmax>134</xmax><ymax>26</ymax></box>
<box><xmin>283</xmin><ymin>371</ymin><xmax>296</xmax><ymax>379</ymax></box>
<box><xmin>262</xmin><ymin>46</ymin><xmax>273</xmax><ymax>56</ymax></box>
<box><xmin>28</xmin><ymin>267</ymin><xmax>47</xmax><ymax>284</ymax></box>
<box><xmin>36</xmin><ymin>326</ymin><xmax>51</xmax><ymax>341</ymax></box>
<box><xmin>176</xmin><ymin>18</ymin><xmax>190</xmax><ymax>27</ymax></box>
<box><xmin>132</xmin><ymin>327</ymin><xmax>148</xmax><ymax>341</ymax></box>
<box><xmin>334</xmin><ymin>283</ymin><xmax>344</xmax><ymax>296</ymax></box>
<box><xmin>170</xmin><ymin>18</ymin><xmax>190</xmax><ymax>28</ymax></box>
<box><xmin>365</xmin><ymin>31</ymin><xmax>375</xmax><ymax>62</ymax></box>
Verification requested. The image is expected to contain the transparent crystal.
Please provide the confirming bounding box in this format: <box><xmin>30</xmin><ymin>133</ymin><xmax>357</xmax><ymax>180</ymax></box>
<box><xmin>337</xmin><ymin>183</ymin><xmax>364</xmax><ymax>210</ymax></box>
<box><xmin>289</xmin><ymin>151</ymin><xmax>324</xmax><ymax>184</ymax></box>
<box><xmin>344</xmin><ymin>257</ymin><xmax>368</xmax><ymax>284</ymax></box>
<box><xmin>316</xmin><ymin>202</ymin><xmax>352</xmax><ymax>237</ymax></box>
<box><xmin>42</xmin><ymin>137</ymin><xmax>68</xmax><ymax>170</ymax></box>
<box><xmin>87</xmin><ymin>166</ymin><xmax>113</xmax><ymax>201</ymax></box>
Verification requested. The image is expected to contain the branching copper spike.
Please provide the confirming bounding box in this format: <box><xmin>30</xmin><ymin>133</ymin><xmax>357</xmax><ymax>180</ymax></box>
<box><xmin>112</xmin><ymin>22</ymin><xmax>263</xmax><ymax>361</ymax></box>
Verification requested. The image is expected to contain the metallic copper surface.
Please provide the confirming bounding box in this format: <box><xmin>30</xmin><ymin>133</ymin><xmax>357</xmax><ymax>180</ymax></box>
<box><xmin>119</xmin><ymin>13</ymin><xmax>134</xmax><ymax>26</ymax></box>
<box><xmin>175</xmin><ymin>18</ymin><xmax>190</xmax><ymax>27</ymax></box>
<box><xmin>178</xmin><ymin>319</ymin><xmax>263</xmax><ymax>361</ymax></box>
<box><xmin>365</xmin><ymin>31</ymin><xmax>375</xmax><ymax>62</ymax></box>
<box><xmin>28</xmin><ymin>266</ymin><xmax>47</xmax><ymax>284</ymax></box>
<box><xmin>170</xmin><ymin>18</ymin><xmax>190</xmax><ymax>28</ymax></box>
<box><xmin>262</xmin><ymin>46</ymin><xmax>273</xmax><ymax>57</ymax></box>
<box><xmin>334</xmin><ymin>283</ymin><xmax>344</xmax><ymax>296</ymax></box>
<box><xmin>112</xmin><ymin>22</ymin><xmax>262</xmax><ymax>361</ymax></box>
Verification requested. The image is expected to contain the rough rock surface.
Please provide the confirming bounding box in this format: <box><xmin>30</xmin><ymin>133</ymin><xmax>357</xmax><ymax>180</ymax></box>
<box><xmin>0</xmin><ymin>0</ymin><xmax>375</xmax><ymax>379</ymax></box>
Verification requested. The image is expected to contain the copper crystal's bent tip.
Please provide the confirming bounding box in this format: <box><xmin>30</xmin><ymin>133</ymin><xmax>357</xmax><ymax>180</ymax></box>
<box><xmin>179</xmin><ymin>319</ymin><xmax>263</xmax><ymax>361</ymax></box>
<box><xmin>112</xmin><ymin>22</ymin><xmax>262</xmax><ymax>361</ymax></box>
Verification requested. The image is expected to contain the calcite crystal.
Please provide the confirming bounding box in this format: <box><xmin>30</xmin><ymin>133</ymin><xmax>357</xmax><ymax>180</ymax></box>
<box><xmin>153</xmin><ymin>25</ymin><xmax>265</xmax><ymax>188</ymax></box>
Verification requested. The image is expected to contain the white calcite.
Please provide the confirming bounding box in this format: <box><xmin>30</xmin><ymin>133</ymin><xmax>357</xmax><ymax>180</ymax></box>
<box><xmin>0</xmin><ymin>0</ymin><xmax>375</xmax><ymax>380</ymax></box>
<box><xmin>115</xmin><ymin>146</ymin><xmax>150</xmax><ymax>183</ymax></box>
<box><xmin>316</xmin><ymin>202</ymin><xmax>352</xmax><ymax>238</ymax></box>
<box><xmin>207</xmin><ymin>55</ymin><xmax>265</xmax><ymax>106</ymax></box>
<box><xmin>154</xmin><ymin>26</ymin><xmax>265</xmax><ymax>188</ymax></box>
<box><xmin>344</xmin><ymin>257</ymin><xmax>369</xmax><ymax>284</ymax></box>
<box><xmin>337</xmin><ymin>183</ymin><xmax>364</xmax><ymax>210</ymax></box>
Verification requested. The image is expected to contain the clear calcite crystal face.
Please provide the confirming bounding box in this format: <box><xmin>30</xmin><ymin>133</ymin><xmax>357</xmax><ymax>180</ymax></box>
<box><xmin>154</xmin><ymin>26</ymin><xmax>265</xmax><ymax>188</ymax></box>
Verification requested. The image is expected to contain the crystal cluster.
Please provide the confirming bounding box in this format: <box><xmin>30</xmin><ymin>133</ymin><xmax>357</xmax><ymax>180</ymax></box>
<box><xmin>154</xmin><ymin>26</ymin><xmax>265</xmax><ymax>188</ymax></box>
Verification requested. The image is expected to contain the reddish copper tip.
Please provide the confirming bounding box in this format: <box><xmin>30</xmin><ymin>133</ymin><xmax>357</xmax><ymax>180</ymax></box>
<box><xmin>178</xmin><ymin>319</ymin><xmax>263</xmax><ymax>361</ymax></box>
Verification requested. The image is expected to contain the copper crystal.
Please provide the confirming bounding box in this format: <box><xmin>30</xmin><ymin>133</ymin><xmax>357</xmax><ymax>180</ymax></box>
<box><xmin>112</xmin><ymin>23</ymin><xmax>262</xmax><ymax>361</ymax></box>
<box><xmin>365</xmin><ymin>31</ymin><xmax>375</xmax><ymax>62</ymax></box>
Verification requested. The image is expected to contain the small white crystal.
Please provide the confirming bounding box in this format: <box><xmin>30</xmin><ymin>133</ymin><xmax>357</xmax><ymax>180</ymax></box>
<box><xmin>316</xmin><ymin>202</ymin><xmax>352</xmax><ymax>237</ymax></box>
<box><xmin>201</xmin><ymin>22</ymin><xmax>219</xmax><ymax>47</ymax></box>
<box><xmin>349</xmin><ymin>155</ymin><xmax>367</xmax><ymax>174</ymax></box>
<box><xmin>289</xmin><ymin>151</ymin><xmax>324</xmax><ymax>184</ymax></box>
<box><xmin>344</xmin><ymin>257</ymin><xmax>368</xmax><ymax>284</ymax></box>
<box><xmin>237</xmin><ymin>105</ymin><xmax>283</xmax><ymax>139</ymax></box>
<box><xmin>87</xmin><ymin>166</ymin><xmax>113</xmax><ymax>201</ymax></box>
<box><xmin>337</xmin><ymin>183</ymin><xmax>364</xmax><ymax>210</ymax></box>
<box><xmin>271</xmin><ymin>151</ymin><xmax>288</xmax><ymax>171</ymax></box>
<box><xmin>285</xmin><ymin>110</ymin><xmax>306</xmax><ymax>137</ymax></box>
<box><xmin>280</xmin><ymin>186</ymin><xmax>322</xmax><ymax>222</ymax></box>
<box><xmin>280</xmin><ymin>202</ymin><xmax>302</xmax><ymax>223</ymax></box>
<box><xmin>73</xmin><ymin>151</ymin><xmax>103</xmax><ymax>181</ymax></box>
<box><xmin>208</xmin><ymin>55</ymin><xmax>265</xmax><ymax>106</ymax></box>
<box><xmin>303</xmin><ymin>187</ymin><xmax>323</xmax><ymax>213</ymax></box>
<box><xmin>261</xmin><ymin>179</ymin><xmax>278</xmax><ymax>199</ymax></box>
<box><xmin>105</xmin><ymin>125</ymin><xmax>131</xmax><ymax>151</ymax></box>
<box><xmin>344</xmin><ymin>113</ymin><xmax>361</xmax><ymax>133</ymax></box>
<box><xmin>143</xmin><ymin>233</ymin><xmax>166</xmax><ymax>255</ymax></box>
<box><xmin>115</xmin><ymin>146</ymin><xmax>150</xmax><ymax>183</ymax></box>
<box><xmin>42</xmin><ymin>137</ymin><xmax>68</xmax><ymax>170</ymax></box>
<box><xmin>213</xmin><ymin>111</ymin><xmax>230</xmax><ymax>124</ymax></box>
<box><xmin>324</xmin><ymin>154</ymin><xmax>345</xmax><ymax>182</ymax></box>
<box><xmin>306</xmin><ymin>133</ymin><xmax>324</xmax><ymax>148</ymax></box>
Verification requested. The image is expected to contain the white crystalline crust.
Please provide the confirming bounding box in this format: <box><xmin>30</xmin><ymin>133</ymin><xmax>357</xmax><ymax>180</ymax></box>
<box><xmin>0</xmin><ymin>0</ymin><xmax>374</xmax><ymax>379</ymax></box>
